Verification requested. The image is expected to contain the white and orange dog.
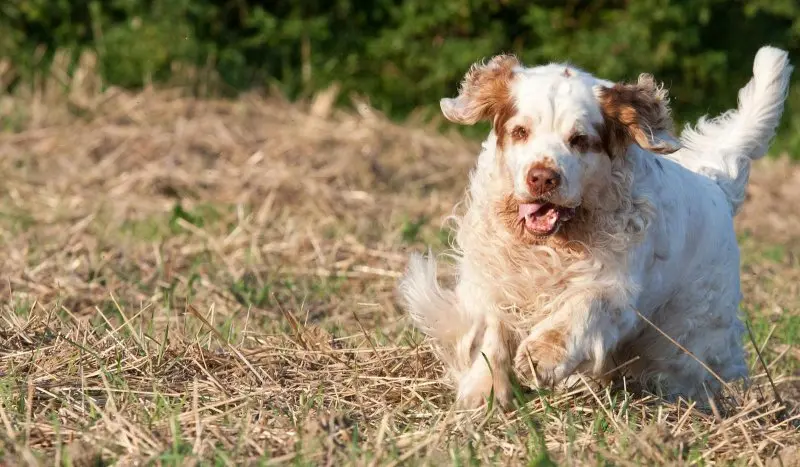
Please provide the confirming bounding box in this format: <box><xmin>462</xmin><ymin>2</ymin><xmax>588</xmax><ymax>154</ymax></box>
<box><xmin>400</xmin><ymin>47</ymin><xmax>792</xmax><ymax>408</ymax></box>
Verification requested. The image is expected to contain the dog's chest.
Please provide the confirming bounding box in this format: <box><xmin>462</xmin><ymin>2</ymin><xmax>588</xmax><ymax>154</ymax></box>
<box><xmin>470</xmin><ymin>241</ymin><xmax>612</xmax><ymax>310</ymax></box>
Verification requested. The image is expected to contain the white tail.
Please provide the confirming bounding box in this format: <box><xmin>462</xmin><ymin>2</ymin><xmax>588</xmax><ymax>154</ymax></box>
<box><xmin>679</xmin><ymin>46</ymin><xmax>793</xmax><ymax>213</ymax></box>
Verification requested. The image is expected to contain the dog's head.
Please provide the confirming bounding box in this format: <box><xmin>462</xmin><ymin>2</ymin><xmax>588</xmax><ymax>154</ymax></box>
<box><xmin>442</xmin><ymin>55</ymin><xmax>678</xmax><ymax>242</ymax></box>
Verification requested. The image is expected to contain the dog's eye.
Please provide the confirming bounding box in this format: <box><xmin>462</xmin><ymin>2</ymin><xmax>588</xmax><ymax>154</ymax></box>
<box><xmin>569</xmin><ymin>133</ymin><xmax>591</xmax><ymax>152</ymax></box>
<box><xmin>511</xmin><ymin>126</ymin><xmax>529</xmax><ymax>141</ymax></box>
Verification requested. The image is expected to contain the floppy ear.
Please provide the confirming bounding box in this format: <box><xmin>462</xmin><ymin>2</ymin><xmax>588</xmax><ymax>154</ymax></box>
<box><xmin>595</xmin><ymin>74</ymin><xmax>679</xmax><ymax>155</ymax></box>
<box><xmin>440</xmin><ymin>54</ymin><xmax>520</xmax><ymax>125</ymax></box>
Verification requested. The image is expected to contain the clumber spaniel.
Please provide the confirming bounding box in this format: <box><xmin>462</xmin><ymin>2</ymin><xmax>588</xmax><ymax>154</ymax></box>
<box><xmin>400</xmin><ymin>46</ymin><xmax>792</xmax><ymax>409</ymax></box>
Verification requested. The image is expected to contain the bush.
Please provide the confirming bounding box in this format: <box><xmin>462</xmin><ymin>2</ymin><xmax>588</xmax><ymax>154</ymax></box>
<box><xmin>1</xmin><ymin>0</ymin><xmax>799</xmax><ymax>151</ymax></box>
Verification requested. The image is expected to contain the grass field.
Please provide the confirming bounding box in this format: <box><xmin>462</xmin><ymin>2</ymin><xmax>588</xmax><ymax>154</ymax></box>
<box><xmin>1</xmin><ymin>60</ymin><xmax>799</xmax><ymax>466</ymax></box>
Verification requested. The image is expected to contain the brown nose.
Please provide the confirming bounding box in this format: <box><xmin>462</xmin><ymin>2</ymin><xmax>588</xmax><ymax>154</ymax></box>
<box><xmin>527</xmin><ymin>167</ymin><xmax>561</xmax><ymax>194</ymax></box>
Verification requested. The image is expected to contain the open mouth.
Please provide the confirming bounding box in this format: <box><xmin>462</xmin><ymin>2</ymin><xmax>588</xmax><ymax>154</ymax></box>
<box><xmin>518</xmin><ymin>201</ymin><xmax>577</xmax><ymax>236</ymax></box>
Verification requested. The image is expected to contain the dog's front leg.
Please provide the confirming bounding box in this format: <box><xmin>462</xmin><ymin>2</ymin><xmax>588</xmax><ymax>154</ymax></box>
<box><xmin>449</xmin><ymin>276</ymin><xmax>524</xmax><ymax>409</ymax></box>
<box><xmin>455</xmin><ymin>311</ymin><xmax>520</xmax><ymax>409</ymax></box>
<box><xmin>513</xmin><ymin>296</ymin><xmax>637</xmax><ymax>388</ymax></box>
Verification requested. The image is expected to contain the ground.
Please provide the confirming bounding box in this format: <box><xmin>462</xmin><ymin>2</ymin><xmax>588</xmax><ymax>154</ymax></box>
<box><xmin>1</xmin><ymin>67</ymin><xmax>799</xmax><ymax>466</ymax></box>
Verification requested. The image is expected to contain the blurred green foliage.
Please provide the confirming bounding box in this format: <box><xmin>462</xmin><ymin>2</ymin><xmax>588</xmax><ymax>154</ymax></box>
<box><xmin>1</xmin><ymin>0</ymin><xmax>799</xmax><ymax>152</ymax></box>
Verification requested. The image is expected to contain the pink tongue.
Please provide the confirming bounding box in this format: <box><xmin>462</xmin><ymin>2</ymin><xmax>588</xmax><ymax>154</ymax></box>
<box><xmin>519</xmin><ymin>203</ymin><xmax>546</xmax><ymax>219</ymax></box>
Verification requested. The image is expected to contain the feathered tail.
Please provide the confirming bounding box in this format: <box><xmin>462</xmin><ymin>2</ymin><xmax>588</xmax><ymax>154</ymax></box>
<box><xmin>679</xmin><ymin>46</ymin><xmax>793</xmax><ymax>213</ymax></box>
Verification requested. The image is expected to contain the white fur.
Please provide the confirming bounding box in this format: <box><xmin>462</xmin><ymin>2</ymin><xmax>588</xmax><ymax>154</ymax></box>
<box><xmin>506</xmin><ymin>65</ymin><xmax>610</xmax><ymax>207</ymax></box>
<box><xmin>400</xmin><ymin>47</ymin><xmax>792</xmax><ymax>409</ymax></box>
<box><xmin>678</xmin><ymin>46</ymin><xmax>793</xmax><ymax>213</ymax></box>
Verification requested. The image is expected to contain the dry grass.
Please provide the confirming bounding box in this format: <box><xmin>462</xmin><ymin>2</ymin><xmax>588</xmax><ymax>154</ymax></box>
<box><xmin>1</xmin><ymin>53</ymin><xmax>799</xmax><ymax>466</ymax></box>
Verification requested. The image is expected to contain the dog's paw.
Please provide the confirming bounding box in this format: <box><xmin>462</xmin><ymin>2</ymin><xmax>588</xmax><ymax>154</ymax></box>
<box><xmin>513</xmin><ymin>329</ymin><xmax>570</xmax><ymax>388</ymax></box>
<box><xmin>456</xmin><ymin>365</ymin><xmax>513</xmax><ymax>410</ymax></box>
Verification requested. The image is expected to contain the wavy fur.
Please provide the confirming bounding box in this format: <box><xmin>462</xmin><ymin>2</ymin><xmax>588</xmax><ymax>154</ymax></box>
<box><xmin>401</xmin><ymin>47</ymin><xmax>792</xmax><ymax>409</ymax></box>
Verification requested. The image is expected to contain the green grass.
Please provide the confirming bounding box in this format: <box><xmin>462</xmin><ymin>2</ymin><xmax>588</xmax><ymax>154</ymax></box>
<box><xmin>1</xmin><ymin>84</ymin><xmax>798</xmax><ymax>466</ymax></box>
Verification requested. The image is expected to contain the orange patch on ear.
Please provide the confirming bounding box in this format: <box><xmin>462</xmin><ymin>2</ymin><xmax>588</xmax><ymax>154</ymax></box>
<box><xmin>596</xmin><ymin>74</ymin><xmax>679</xmax><ymax>156</ymax></box>
<box><xmin>441</xmin><ymin>54</ymin><xmax>520</xmax><ymax>134</ymax></box>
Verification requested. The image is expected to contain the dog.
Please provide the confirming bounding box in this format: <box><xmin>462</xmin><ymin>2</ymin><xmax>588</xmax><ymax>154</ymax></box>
<box><xmin>399</xmin><ymin>46</ymin><xmax>792</xmax><ymax>409</ymax></box>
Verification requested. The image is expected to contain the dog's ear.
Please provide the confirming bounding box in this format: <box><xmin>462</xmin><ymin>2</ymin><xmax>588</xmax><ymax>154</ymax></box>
<box><xmin>595</xmin><ymin>74</ymin><xmax>679</xmax><ymax>155</ymax></box>
<box><xmin>440</xmin><ymin>54</ymin><xmax>520</xmax><ymax>125</ymax></box>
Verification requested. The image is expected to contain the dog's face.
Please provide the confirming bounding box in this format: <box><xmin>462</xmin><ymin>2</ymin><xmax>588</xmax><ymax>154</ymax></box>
<box><xmin>441</xmin><ymin>55</ymin><xmax>677</xmax><ymax>242</ymax></box>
